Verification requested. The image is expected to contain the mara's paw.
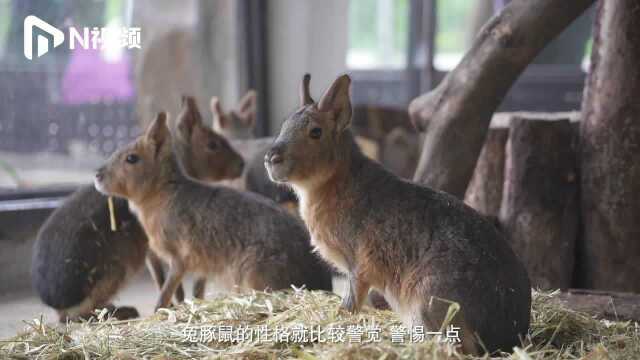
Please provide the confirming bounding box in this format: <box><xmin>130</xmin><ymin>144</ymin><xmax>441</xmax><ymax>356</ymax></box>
<box><xmin>368</xmin><ymin>291</ymin><xmax>391</xmax><ymax>310</ymax></box>
<box><xmin>340</xmin><ymin>293</ymin><xmax>359</xmax><ymax>314</ymax></box>
<box><xmin>112</xmin><ymin>306</ymin><xmax>140</xmax><ymax>320</ymax></box>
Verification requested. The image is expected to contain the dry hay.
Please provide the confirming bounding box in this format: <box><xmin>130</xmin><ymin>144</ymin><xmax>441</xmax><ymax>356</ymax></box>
<box><xmin>1</xmin><ymin>290</ymin><xmax>639</xmax><ymax>359</ymax></box>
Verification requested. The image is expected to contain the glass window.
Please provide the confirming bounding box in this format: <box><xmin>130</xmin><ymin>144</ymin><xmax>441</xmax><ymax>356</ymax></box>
<box><xmin>0</xmin><ymin>0</ymin><xmax>245</xmax><ymax>193</ymax></box>
<box><xmin>0</xmin><ymin>0</ymin><xmax>138</xmax><ymax>191</ymax></box>
<box><xmin>0</xmin><ymin>1</ymin><xmax>11</xmax><ymax>58</ymax></box>
<box><xmin>434</xmin><ymin>0</ymin><xmax>480</xmax><ymax>71</ymax></box>
<box><xmin>434</xmin><ymin>0</ymin><xmax>595</xmax><ymax>72</ymax></box>
<box><xmin>347</xmin><ymin>0</ymin><xmax>409</xmax><ymax>69</ymax></box>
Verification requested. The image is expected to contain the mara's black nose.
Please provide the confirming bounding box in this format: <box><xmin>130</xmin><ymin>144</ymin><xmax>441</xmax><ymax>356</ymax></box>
<box><xmin>265</xmin><ymin>148</ymin><xmax>284</xmax><ymax>164</ymax></box>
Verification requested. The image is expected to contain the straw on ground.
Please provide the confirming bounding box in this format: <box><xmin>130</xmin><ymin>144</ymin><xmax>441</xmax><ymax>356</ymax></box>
<box><xmin>1</xmin><ymin>289</ymin><xmax>638</xmax><ymax>359</ymax></box>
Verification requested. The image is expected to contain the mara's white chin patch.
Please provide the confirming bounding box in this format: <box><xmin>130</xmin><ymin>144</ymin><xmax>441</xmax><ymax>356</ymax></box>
<box><xmin>265</xmin><ymin>169</ymin><xmax>288</xmax><ymax>184</ymax></box>
<box><xmin>93</xmin><ymin>178</ymin><xmax>109</xmax><ymax>195</ymax></box>
<box><xmin>290</xmin><ymin>184</ymin><xmax>307</xmax><ymax>209</ymax></box>
<box><xmin>127</xmin><ymin>200</ymin><xmax>142</xmax><ymax>217</ymax></box>
<box><xmin>270</xmin><ymin>176</ymin><xmax>289</xmax><ymax>184</ymax></box>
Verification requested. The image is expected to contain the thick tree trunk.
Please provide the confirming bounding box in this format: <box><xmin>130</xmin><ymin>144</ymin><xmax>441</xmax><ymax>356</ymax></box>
<box><xmin>579</xmin><ymin>0</ymin><xmax>640</xmax><ymax>291</ymax></box>
<box><xmin>410</xmin><ymin>0</ymin><xmax>595</xmax><ymax>197</ymax></box>
<box><xmin>500</xmin><ymin>116</ymin><xmax>578</xmax><ymax>290</ymax></box>
<box><xmin>464</xmin><ymin>127</ymin><xmax>508</xmax><ymax>217</ymax></box>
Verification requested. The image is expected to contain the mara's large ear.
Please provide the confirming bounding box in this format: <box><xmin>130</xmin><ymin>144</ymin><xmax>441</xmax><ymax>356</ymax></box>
<box><xmin>145</xmin><ymin>112</ymin><xmax>171</xmax><ymax>157</ymax></box>
<box><xmin>299</xmin><ymin>73</ymin><xmax>314</xmax><ymax>106</ymax></box>
<box><xmin>236</xmin><ymin>90</ymin><xmax>256</xmax><ymax>128</ymax></box>
<box><xmin>318</xmin><ymin>74</ymin><xmax>352</xmax><ymax>132</ymax></box>
<box><xmin>177</xmin><ymin>96</ymin><xmax>201</xmax><ymax>139</ymax></box>
<box><xmin>210</xmin><ymin>96</ymin><xmax>227</xmax><ymax>129</ymax></box>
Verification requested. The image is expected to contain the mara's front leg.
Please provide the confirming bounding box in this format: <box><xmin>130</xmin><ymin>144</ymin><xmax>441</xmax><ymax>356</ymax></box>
<box><xmin>341</xmin><ymin>272</ymin><xmax>370</xmax><ymax>313</ymax></box>
<box><xmin>146</xmin><ymin>251</ymin><xmax>185</xmax><ymax>303</ymax></box>
<box><xmin>418</xmin><ymin>297</ymin><xmax>479</xmax><ymax>355</ymax></box>
<box><xmin>155</xmin><ymin>260</ymin><xmax>186</xmax><ymax>311</ymax></box>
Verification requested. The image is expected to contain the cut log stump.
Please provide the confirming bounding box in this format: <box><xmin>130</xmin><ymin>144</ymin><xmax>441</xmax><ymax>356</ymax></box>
<box><xmin>465</xmin><ymin>127</ymin><xmax>508</xmax><ymax>218</ymax></box>
<box><xmin>553</xmin><ymin>289</ymin><xmax>640</xmax><ymax>323</ymax></box>
<box><xmin>410</xmin><ymin>0</ymin><xmax>595</xmax><ymax>197</ymax></box>
<box><xmin>500</xmin><ymin>115</ymin><xmax>578</xmax><ymax>290</ymax></box>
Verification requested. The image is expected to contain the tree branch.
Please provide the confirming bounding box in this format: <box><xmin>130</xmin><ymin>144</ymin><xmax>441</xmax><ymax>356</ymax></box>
<box><xmin>411</xmin><ymin>0</ymin><xmax>595</xmax><ymax>197</ymax></box>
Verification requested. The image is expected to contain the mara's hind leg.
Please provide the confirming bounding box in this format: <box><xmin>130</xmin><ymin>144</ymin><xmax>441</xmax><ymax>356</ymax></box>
<box><xmin>417</xmin><ymin>298</ymin><xmax>480</xmax><ymax>355</ymax></box>
<box><xmin>58</xmin><ymin>269</ymin><xmax>127</xmax><ymax>322</ymax></box>
<box><xmin>193</xmin><ymin>277</ymin><xmax>207</xmax><ymax>299</ymax></box>
<box><xmin>367</xmin><ymin>290</ymin><xmax>390</xmax><ymax>310</ymax></box>
<box><xmin>243</xmin><ymin>270</ymin><xmax>285</xmax><ymax>292</ymax></box>
<box><xmin>243</xmin><ymin>261</ymin><xmax>296</xmax><ymax>292</ymax></box>
<box><xmin>80</xmin><ymin>304</ymin><xmax>139</xmax><ymax>321</ymax></box>
<box><xmin>58</xmin><ymin>302</ymin><xmax>138</xmax><ymax>322</ymax></box>
<box><xmin>340</xmin><ymin>273</ymin><xmax>370</xmax><ymax>313</ymax></box>
<box><xmin>91</xmin><ymin>267</ymin><xmax>141</xmax><ymax>320</ymax></box>
<box><xmin>110</xmin><ymin>306</ymin><xmax>140</xmax><ymax>320</ymax></box>
<box><xmin>56</xmin><ymin>297</ymin><xmax>98</xmax><ymax>323</ymax></box>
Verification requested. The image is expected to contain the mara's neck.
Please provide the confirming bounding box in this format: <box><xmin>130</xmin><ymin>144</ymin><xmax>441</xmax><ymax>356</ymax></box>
<box><xmin>129</xmin><ymin>152</ymin><xmax>186</xmax><ymax>216</ymax></box>
<box><xmin>293</xmin><ymin>131</ymin><xmax>366</xmax><ymax>209</ymax></box>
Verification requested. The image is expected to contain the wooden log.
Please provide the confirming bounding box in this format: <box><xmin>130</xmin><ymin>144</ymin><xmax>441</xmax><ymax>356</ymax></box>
<box><xmin>465</xmin><ymin>112</ymin><xmax>580</xmax><ymax>217</ymax></box>
<box><xmin>553</xmin><ymin>289</ymin><xmax>640</xmax><ymax>323</ymax></box>
<box><xmin>381</xmin><ymin>127</ymin><xmax>421</xmax><ymax>179</ymax></box>
<box><xmin>464</xmin><ymin>127</ymin><xmax>508</xmax><ymax>217</ymax></box>
<box><xmin>578</xmin><ymin>0</ymin><xmax>640</xmax><ymax>291</ymax></box>
<box><xmin>410</xmin><ymin>0</ymin><xmax>595</xmax><ymax>197</ymax></box>
<box><xmin>499</xmin><ymin>115</ymin><xmax>578</xmax><ymax>290</ymax></box>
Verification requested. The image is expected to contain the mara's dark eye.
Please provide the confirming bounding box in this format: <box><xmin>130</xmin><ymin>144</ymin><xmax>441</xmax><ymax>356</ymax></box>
<box><xmin>309</xmin><ymin>127</ymin><xmax>322</xmax><ymax>139</ymax></box>
<box><xmin>125</xmin><ymin>154</ymin><xmax>139</xmax><ymax>164</ymax></box>
<box><xmin>208</xmin><ymin>140</ymin><xmax>219</xmax><ymax>150</ymax></box>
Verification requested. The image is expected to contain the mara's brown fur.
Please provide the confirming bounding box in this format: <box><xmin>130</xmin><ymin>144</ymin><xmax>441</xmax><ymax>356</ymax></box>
<box><xmin>209</xmin><ymin>91</ymin><xmax>297</xmax><ymax>209</ymax></box>
<box><xmin>33</xmin><ymin>99</ymin><xmax>246</xmax><ymax>322</ymax></box>
<box><xmin>174</xmin><ymin>96</ymin><xmax>245</xmax><ymax>183</ymax></box>
<box><xmin>211</xmin><ymin>90</ymin><xmax>257</xmax><ymax>140</ymax></box>
<box><xmin>32</xmin><ymin>186</ymin><xmax>147</xmax><ymax>322</ymax></box>
<box><xmin>265</xmin><ymin>74</ymin><xmax>531</xmax><ymax>354</ymax></box>
<box><xmin>95</xmin><ymin>110</ymin><xmax>331</xmax><ymax>311</ymax></box>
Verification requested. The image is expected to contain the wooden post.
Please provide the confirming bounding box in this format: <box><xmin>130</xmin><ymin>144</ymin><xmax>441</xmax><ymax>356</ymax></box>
<box><xmin>381</xmin><ymin>127</ymin><xmax>421</xmax><ymax>179</ymax></box>
<box><xmin>579</xmin><ymin>0</ymin><xmax>640</xmax><ymax>291</ymax></box>
<box><xmin>410</xmin><ymin>0</ymin><xmax>595</xmax><ymax>197</ymax></box>
<box><xmin>464</xmin><ymin>126</ymin><xmax>508</xmax><ymax>218</ymax></box>
<box><xmin>500</xmin><ymin>115</ymin><xmax>578</xmax><ymax>289</ymax></box>
<box><xmin>554</xmin><ymin>289</ymin><xmax>640</xmax><ymax>323</ymax></box>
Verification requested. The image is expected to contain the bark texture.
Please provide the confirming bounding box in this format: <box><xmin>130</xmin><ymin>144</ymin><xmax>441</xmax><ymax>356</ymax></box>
<box><xmin>410</xmin><ymin>0</ymin><xmax>595</xmax><ymax>197</ymax></box>
<box><xmin>464</xmin><ymin>127</ymin><xmax>508</xmax><ymax>217</ymax></box>
<box><xmin>554</xmin><ymin>289</ymin><xmax>640</xmax><ymax>323</ymax></box>
<box><xmin>500</xmin><ymin>116</ymin><xmax>578</xmax><ymax>290</ymax></box>
<box><xmin>579</xmin><ymin>0</ymin><xmax>640</xmax><ymax>291</ymax></box>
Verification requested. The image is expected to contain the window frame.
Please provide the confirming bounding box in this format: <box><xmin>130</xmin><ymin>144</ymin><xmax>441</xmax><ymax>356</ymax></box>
<box><xmin>237</xmin><ymin>0</ymin><xmax>270</xmax><ymax>137</ymax></box>
<box><xmin>350</xmin><ymin>0</ymin><xmax>590</xmax><ymax>113</ymax></box>
<box><xmin>0</xmin><ymin>0</ymin><xmax>267</xmax><ymax>207</ymax></box>
<box><xmin>350</xmin><ymin>0</ymin><xmax>436</xmax><ymax>109</ymax></box>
